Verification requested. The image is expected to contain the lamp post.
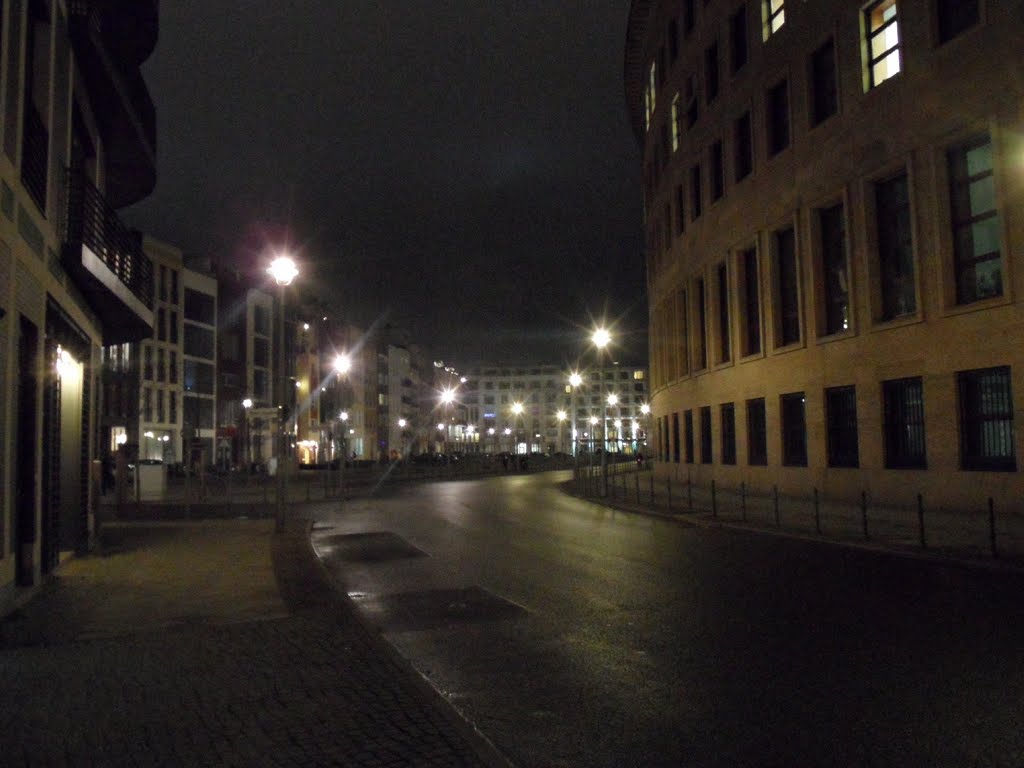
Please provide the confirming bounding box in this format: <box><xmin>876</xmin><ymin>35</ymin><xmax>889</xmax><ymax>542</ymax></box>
<box><xmin>640</xmin><ymin>403</ymin><xmax>650</xmax><ymax>458</ymax></box>
<box><xmin>440</xmin><ymin>387</ymin><xmax>456</xmax><ymax>455</ymax></box>
<box><xmin>607</xmin><ymin>393</ymin><xmax>620</xmax><ymax>455</ymax></box>
<box><xmin>556</xmin><ymin>410</ymin><xmax>567</xmax><ymax>455</ymax></box>
<box><xmin>511</xmin><ymin>402</ymin><xmax>524</xmax><ymax>455</ymax></box>
<box><xmin>242</xmin><ymin>398</ymin><xmax>253</xmax><ymax>470</ymax></box>
<box><xmin>268</xmin><ymin>254</ymin><xmax>297</xmax><ymax>532</ymax></box>
<box><xmin>592</xmin><ymin>327</ymin><xmax>612</xmax><ymax>496</ymax></box>
<box><xmin>334</xmin><ymin>353</ymin><xmax>352</xmax><ymax>494</ymax></box>
<box><xmin>568</xmin><ymin>372</ymin><xmax>582</xmax><ymax>457</ymax></box>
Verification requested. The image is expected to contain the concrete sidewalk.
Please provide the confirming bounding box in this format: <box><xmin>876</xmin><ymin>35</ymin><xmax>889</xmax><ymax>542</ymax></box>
<box><xmin>0</xmin><ymin>518</ymin><xmax>509</xmax><ymax>767</ymax></box>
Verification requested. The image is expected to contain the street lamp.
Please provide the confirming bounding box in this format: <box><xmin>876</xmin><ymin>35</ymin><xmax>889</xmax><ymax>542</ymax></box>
<box><xmin>568</xmin><ymin>372</ymin><xmax>583</xmax><ymax>457</ymax></box>
<box><xmin>439</xmin><ymin>387</ymin><xmax>456</xmax><ymax>454</ymax></box>
<box><xmin>607</xmin><ymin>393</ymin><xmax>620</xmax><ymax>455</ymax></box>
<box><xmin>242</xmin><ymin>398</ymin><xmax>253</xmax><ymax>470</ymax></box>
<box><xmin>592</xmin><ymin>327</ymin><xmax>612</xmax><ymax>496</ymax></box>
<box><xmin>268</xmin><ymin>254</ymin><xmax>298</xmax><ymax>532</ymax></box>
<box><xmin>556</xmin><ymin>410</ymin><xmax>567</xmax><ymax>455</ymax></box>
<box><xmin>511</xmin><ymin>402</ymin><xmax>524</xmax><ymax>455</ymax></box>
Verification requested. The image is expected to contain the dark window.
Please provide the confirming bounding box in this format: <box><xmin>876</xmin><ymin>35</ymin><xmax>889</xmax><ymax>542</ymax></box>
<box><xmin>710</xmin><ymin>140</ymin><xmax>724</xmax><ymax>201</ymax></box>
<box><xmin>254</xmin><ymin>369</ymin><xmax>269</xmax><ymax>401</ymax></box>
<box><xmin>683</xmin><ymin>0</ymin><xmax>695</xmax><ymax>36</ymax></box>
<box><xmin>883</xmin><ymin>376</ymin><xmax>927</xmax><ymax>469</ymax></box>
<box><xmin>810</xmin><ymin>37</ymin><xmax>838</xmax><ymax>125</ymax></box>
<box><xmin>767</xmin><ymin>79</ymin><xmax>790</xmax><ymax>156</ymax></box>
<box><xmin>169</xmin><ymin>351</ymin><xmax>178</xmax><ymax>384</ymax></box>
<box><xmin>700</xmin><ymin>406</ymin><xmax>713</xmax><ymax>464</ymax></box>
<box><xmin>184</xmin><ymin>288</ymin><xmax>215</xmax><ymax>324</ymax></box>
<box><xmin>775</xmin><ymin>227</ymin><xmax>800</xmax><ymax>345</ymax></box>
<box><xmin>184</xmin><ymin>360</ymin><xmax>215</xmax><ymax>395</ymax></box>
<box><xmin>156</xmin><ymin>389</ymin><xmax>164</xmax><ymax>423</ymax></box>
<box><xmin>663</xmin><ymin>203</ymin><xmax>672</xmax><ymax>252</ymax></box>
<box><xmin>746</xmin><ymin>397</ymin><xmax>767</xmax><ymax>465</ymax></box>
<box><xmin>696</xmin><ymin>278</ymin><xmax>707</xmax><ymax>369</ymax></box>
<box><xmin>717</xmin><ymin>262</ymin><xmax>730</xmax><ymax>362</ymax></box>
<box><xmin>669</xmin><ymin>18</ymin><xmax>679</xmax><ymax>61</ymax></box>
<box><xmin>184</xmin><ymin>325</ymin><xmax>215</xmax><ymax>359</ymax></box>
<box><xmin>820</xmin><ymin>203</ymin><xmax>849</xmax><ymax>335</ymax></box>
<box><xmin>721</xmin><ymin>403</ymin><xmax>736</xmax><ymax>464</ymax></box>
<box><xmin>691</xmin><ymin>163</ymin><xmax>702</xmax><ymax>219</ymax></box>
<box><xmin>169</xmin><ymin>311</ymin><xmax>178</xmax><ymax>344</ymax></box>
<box><xmin>876</xmin><ymin>172</ymin><xmax>916</xmax><ymax>319</ymax></box>
<box><xmin>826</xmin><ymin>386</ymin><xmax>859</xmax><ymax>467</ymax></box>
<box><xmin>684</xmin><ymin>409</ymin><xmax>695</xmax><ymax>463</ymax></box>
<box><xmin>672</xmin><ymin>412</ymin><xmax>681</xmax><ymax>463</ymax></box>
<box><xmin>730</xmin><ymin>4</ymin><xmax>748</xmax><ymax>74</ymax></box>
<box><xmin>143</xmin><ymin>345</ymin><xmax>152</xmax><ymax>380</ymax></box>
<box><xmin>686</xmin><ymin>76</ymin><xmax>699</xmax><ymax>128</ymax></box>
<box><xmin>949</xmin><ymin>136</ymin><xmax>1001</xmax><ymax>304</ymax></box>
<box><xmin>169</xmin><ymin>392</ymin><xmax>177</xmax><ymax>423</ymax></box>
<box><xmin>253</xmin><ymin>306</ymin><xmax>270</xmax><ymax>335</ymax></box>
<box><xmin>675</xmin><ymin>184</ymin><xmax>686</xmax><ymax>235</ymax></box>
<box><xmin>169</xmin><ymin>270</ymin><xmax>179</xmax><ymax>305</ymax></box>
<box><xmin>958</xmin><ymin>366</ymin><xmax>1015</xmax><ymax>471</ymax></box>
<box><xmin>221</xmin><ymin>332</ymin><xmax>241</xmax><ymax>362</ymax></box>
<box><xmin>937</xmin><ymin>0</ymin><xmax>979</xmax><ymax>43</ymax></box>
<box><xmin>734</xmin><ymin>111</ymin><xmax>753</xmax><ymax>181</ymax></box>
<box><xmin>253</xmin><ymin>337</ymin><xmax>269</xmax><ymax>368</ymax></box>
<box><xmin>780</xmin><ymin>392</ymin><xmax>807</xmax><ymax>466</ymax></box>
<box><xmin>704</xmin><ymin>41</ymin><xmax>719</xmax><ymax>104</ymax></box>
<box><xmin>184</xmin><ymin>395</ymin><xmax>215</xmax><ymax>429</ymax></box>
<box><xmin>741</xmin><ymin>248</ymin><xmax>761</xmax><ymax>355</ymax></box>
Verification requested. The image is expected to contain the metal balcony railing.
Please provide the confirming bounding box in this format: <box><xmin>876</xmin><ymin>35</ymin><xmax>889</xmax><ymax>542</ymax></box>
<box><xmin>21</xmin><ymin>106</ymin><xmax>49</xmax><ymax>213</ymax></box>
<box><xmin>63</xmin><ymin>167</ymin><xmax>153</xmax><ymax>309</ymax></box>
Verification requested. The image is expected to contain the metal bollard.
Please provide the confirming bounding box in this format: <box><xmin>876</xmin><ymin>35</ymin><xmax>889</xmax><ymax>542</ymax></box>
<box><xmin>917</xmin><ymin>494</ymin><xmax>926</xmax><ymax>549</ymax></box>
<box><xmin>773</xmin><ymin>485</ymin><xmax>780</xmax><ymax>527</ymax></box>
<box><xmin>989</xmin><ymin>497</ymin><xmax>998</xmax><ymax>558</ymax></box>
<box><xmin>814</xmin><ymin>487</ymin><xmax>820</xmax><ymax>535</ymax></box>
<box><xmin>861</xmin><ymin>491</ymin><xmax>869</xmax><ymax>540</ymax></box>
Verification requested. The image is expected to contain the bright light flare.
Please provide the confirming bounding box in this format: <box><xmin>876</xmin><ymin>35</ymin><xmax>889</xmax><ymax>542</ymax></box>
<box><xmin>268</xmin><ymin>255</ymin><xmax>298</xmax><ymax>286</ymax></box>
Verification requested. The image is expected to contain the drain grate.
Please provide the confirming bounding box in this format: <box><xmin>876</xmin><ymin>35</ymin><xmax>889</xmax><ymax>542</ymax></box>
<box><xmin>317</xmin><ymin>531</ymin><xmax>428</xmax><ymax>563</ymax></box>
<box><xmin>351</xmin><ymin>586</ymin><xmax>527</xmax><ymax>632</ymax></box>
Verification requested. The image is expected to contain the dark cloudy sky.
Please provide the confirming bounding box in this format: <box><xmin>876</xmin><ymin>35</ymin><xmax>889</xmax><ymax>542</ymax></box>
<box><xmin>125</xmin><ymin>3</ymin><xmax>645</xmax><ymax>365</ymax></box>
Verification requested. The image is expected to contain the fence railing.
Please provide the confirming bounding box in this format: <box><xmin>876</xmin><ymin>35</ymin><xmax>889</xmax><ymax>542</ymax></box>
<box><xmin>573</xmin><ymin>464</ymin><xmax>1024</xmax><ymax>562</ymax></box>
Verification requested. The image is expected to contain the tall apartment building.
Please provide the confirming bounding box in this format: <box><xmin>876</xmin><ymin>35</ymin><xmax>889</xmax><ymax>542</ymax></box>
<box><xmin>626</xmin><ymin>0</ymin><xmax>1024</xmax><ymax>507</ymax></box>
<box><xmin>0</xmin><ymin>0</ymin><xmax>158</xmax><ymax>605</ymax></box>
<box><xmin>459</xmin><ymin>363</ymin><xmax>650</xmax><ymax>455</ymax></box>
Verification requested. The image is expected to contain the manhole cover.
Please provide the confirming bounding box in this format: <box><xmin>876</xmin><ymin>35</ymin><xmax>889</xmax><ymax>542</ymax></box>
<box><xmin>318</xmin><ymin>532</ymin><xmax>427</xmax><ymax>562</ymax></box>
<box><xmin>352</xmin><ymin>586</ymin><xmax>527</xmax><ymax>632</ymax></box>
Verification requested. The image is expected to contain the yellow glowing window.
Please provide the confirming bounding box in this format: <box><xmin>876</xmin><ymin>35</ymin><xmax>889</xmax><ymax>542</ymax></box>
<box><xmin>763</xmin><ymin>0</ymin><xmax>785</xmax><ymax>40</ymax></box>
<box><xmin>865</xmin><ymin>0</ymin><xmax>901</xmax><ymax>88</ymax></box>
<box><xmin>670</xmin><ymin>94</ymin><xmax>681</xmax><ymax>152</ymax></box>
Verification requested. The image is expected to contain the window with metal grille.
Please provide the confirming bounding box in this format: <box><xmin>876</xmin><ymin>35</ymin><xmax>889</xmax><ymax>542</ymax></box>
<box><xmin>819</xmin><ymin>203</ymin><xmax>849</xmax><ymax>335</ymax></box>
<box><xmin>865</xmin><ymin>0</ymin><xmax>901</xmax><ymax>89</ymax></box>
<box><xmin>721</xmin><ymin>403</ymin><xmax>737</xmax><ymax>464</ymax></box>
<box><xmin>958</xmin><ymin>366</ymin><xmax>1015</xmax><ymax>471</ymax></box>
<box><xmin>700</xmin><ymin>406</ymin><xmax>713</xmax><ymax>464</ymax></box>
<box><xmin>775</xmin><ymin>227</ymin><xmax>800</xmax><ymax>345</ymax></box>
<box><xmin>781</xmin><ymin>392</ymin><xmax>807</xmax><ymax>466</ymax></box>
<box><xmin>949</xmin><ymin>135</ymin><xmax>1001</xmax><ymax>304</ymax></box>
<box><xmin>810</xmin><ymin>37</ymin><xmax>838</xmax><ymax>126</ymax></box>
<box><xmin>826</xmin><ymin>386</ymin><xmax>859</xmax><ymax>467</ymax></box>
<box><xmin>684</xmin><ymin>409</ymin><xmax>695</xmax><ymax>463</ymax></box>
<box><xmin>746</xmin><ymin>397</ymin><xmax>767</xmax><ymax>465</ymax></box>
<box><xmin>672</xmin><ymin>412</ymin><xmax>681</xmax><ymax>463</ymax></box>
<box><xmin>883</xmin><ymin>376</ymin><xmax>926</xmax><ymax>469</ymax></box>
<box><xmin>937</xmin><ymin>0</ymin><xmax>978</xmax><ymax>43</ymax></box>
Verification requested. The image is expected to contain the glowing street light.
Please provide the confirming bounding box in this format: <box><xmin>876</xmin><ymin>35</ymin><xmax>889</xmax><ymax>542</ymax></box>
<box><xmin>591</xmin><ymin>326</ymin><xmax>613</xmax><ymax>496</ymax></box>
<box><xmin>641</xmin><ymin>403</ymin><xmax>651</xmax><ymax>415</ymax></box>
<box><xmin>334</xmin><ymin>354</ymin><xmax>352</xmax><ymax>374</ymax></box>
<box><xmin>267</xmin><ymin>253</ymin><xmax>298</xmax><ymax>532</ymax></box>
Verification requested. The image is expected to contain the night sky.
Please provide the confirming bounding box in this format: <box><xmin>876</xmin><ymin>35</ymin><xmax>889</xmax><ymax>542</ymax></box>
<box><xmin>125</xmin><ymin>3</ymin><xmax>645</xmax><ymax>365</ymax></box>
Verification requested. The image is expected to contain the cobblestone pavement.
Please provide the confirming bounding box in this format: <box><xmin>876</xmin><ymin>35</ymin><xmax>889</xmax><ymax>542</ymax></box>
<box><xmin>0</xmin><ymin>519</ymin><xmax>506</xmax><ymax>767</ymax></box>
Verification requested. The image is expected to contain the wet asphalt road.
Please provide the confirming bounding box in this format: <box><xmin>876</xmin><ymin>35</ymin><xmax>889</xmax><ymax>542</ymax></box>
<box><xmin>311</xmin><ymin>471</ymin><xmax>1024</xmax><ymax>768</ymax></box>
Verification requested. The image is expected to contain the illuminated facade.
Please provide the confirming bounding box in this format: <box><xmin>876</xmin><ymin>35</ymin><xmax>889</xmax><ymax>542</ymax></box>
<box><xmin>626</xmin><ymin>0</ymin><xmax>1024</xmax><ymax>508</ymax></box>
<box><xmin>0</xmin><ymin>0</ymin><xmax>158</xmax><ymax>606</ymax></box>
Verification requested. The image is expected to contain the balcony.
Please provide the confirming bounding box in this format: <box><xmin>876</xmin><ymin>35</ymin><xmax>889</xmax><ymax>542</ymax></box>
<box><xmin>21</xmin><ymin>106</ymin><xmax>49</xmax><ymax>214</ymax></box>
<box><xmin>67</xmin><ymin>0</ymin><xmax>157</xmax><ymax>208</ymax></box>
<box><xmin>62</xmin><ymin>168</ymin><xmax>153</xmax><ymax>344</ymax></box>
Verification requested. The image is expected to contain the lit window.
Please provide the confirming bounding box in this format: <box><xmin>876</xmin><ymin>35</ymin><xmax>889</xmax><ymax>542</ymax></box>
<box><xmin>865</xmin><ymin>0</ymin><xmax>901</xmax><ymax>89</ymax></box>
<box><xmin>671</xmin><ymin>93</ymin><xmax>681</xmax><ymax>152</ymax></box>
<box><xmin>763</xmin><ymin>0</ymin><xmax>785</xmax><ymax>41</ymax></box>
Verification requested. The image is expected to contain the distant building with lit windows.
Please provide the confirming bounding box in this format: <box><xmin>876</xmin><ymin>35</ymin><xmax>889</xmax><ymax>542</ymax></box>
<box><xmin>626</xmin><ymin>0</ymin><xmax>1024</xmax><ymax>508</ymax></box>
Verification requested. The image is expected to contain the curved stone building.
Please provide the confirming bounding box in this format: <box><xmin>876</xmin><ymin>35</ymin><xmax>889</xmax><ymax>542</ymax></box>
<box><xmin>625</xmin><ymin>0</ymin><xmax>1024</xmax><ymax>509</ymax></box>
